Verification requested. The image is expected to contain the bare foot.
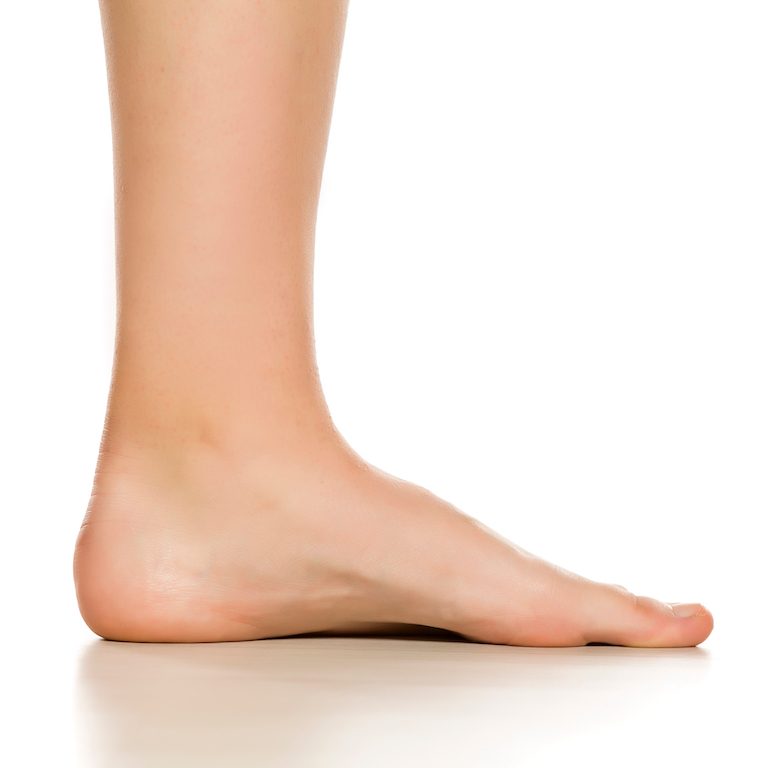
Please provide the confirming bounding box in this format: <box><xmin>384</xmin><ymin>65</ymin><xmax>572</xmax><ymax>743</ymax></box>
<box><xmin>74</xmin><ymin>435</ymin><xmax>713</xmax><ymax>646</ymax></box>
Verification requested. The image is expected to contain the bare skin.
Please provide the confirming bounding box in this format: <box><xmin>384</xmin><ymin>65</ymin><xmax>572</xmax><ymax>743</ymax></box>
<box><xmin>73</xmin><ymin>0</ymin><xmax>713</xmax><ymax>647</ymax></box>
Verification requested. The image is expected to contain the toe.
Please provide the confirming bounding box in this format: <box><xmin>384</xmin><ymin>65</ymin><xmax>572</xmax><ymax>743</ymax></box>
<box><xmin>581</xmin><ymin>585</ymin><xmax>714</xmax><ymax>647</ymax></box>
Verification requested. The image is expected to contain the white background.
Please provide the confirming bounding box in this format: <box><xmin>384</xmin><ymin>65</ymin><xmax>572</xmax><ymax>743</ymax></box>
<box><xmin>1</xmin><ymin>2</ymin><xmax>766</xmax><ymax>766</ymax></box>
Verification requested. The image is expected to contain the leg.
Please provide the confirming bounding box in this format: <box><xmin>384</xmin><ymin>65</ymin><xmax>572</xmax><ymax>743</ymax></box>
<box><xmin>74</xmin><ymin>0</ymin><xmax>713</xmax><ymax>646</ymax></box>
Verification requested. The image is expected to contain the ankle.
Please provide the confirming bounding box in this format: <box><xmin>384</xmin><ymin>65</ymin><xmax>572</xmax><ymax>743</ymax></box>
<box><xmin>91</xmin><ymin>413</ymin><xmax>362</xmax><ymax>509</ymax></box>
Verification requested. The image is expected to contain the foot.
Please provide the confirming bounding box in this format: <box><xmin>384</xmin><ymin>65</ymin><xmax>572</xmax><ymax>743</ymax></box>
<box><xmin>74</xmin><ymin>433</ymin><xmax>713</xmax><ymax>646</ymax></box>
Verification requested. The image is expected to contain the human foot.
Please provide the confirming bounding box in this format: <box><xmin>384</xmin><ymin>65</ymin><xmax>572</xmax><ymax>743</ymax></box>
<box><xmin>74</xmin><ymin>435</ymin><xmax>713</xmax><ymax>646</ymax></box>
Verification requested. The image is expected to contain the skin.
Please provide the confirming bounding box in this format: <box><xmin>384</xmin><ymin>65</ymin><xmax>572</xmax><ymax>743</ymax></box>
<box><xmin>73</xmin><ymin>0</ymin><xmax>713</xmax><ymax>647</ymax></box>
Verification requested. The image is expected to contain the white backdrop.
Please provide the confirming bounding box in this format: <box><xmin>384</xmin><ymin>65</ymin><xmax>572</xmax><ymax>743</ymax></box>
<box><xmin>1</xmin><ymin>2</ymin><xmax>766</xmax><ymax>765</ymax></box>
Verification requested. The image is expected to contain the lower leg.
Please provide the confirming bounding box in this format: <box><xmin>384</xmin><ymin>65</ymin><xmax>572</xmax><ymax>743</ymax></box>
<box><xmin>74</xmin><ymin>0</ymin><xmax>713</xmax><ymax>646</ymax></box>
<box><xmin>99</xmin><ymin>0</ymin><xmax>344</xmax><ymax>456</ymax></box>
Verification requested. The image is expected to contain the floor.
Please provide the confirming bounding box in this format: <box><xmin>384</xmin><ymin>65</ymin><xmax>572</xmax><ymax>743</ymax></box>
<box><xmin>5</xmin><ymin>618</ymin><xmax>762</xmax><ymax>768</ymax></box>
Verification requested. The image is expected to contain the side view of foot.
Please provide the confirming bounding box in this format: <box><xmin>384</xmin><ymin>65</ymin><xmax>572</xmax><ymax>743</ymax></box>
<box><xmin>79</xmin><ymin>0</ymin><xmax>714</xmax><ymax>649</ymax></box>
<box><xmin>74</xmin><ymin>435</ymin><xmax>713</xmax><ymax>647</ymax></box>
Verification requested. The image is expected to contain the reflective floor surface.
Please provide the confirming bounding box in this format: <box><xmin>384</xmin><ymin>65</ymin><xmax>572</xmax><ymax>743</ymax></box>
<box><xmin>3</xmin><ymin>618</ymin><xmax>763</xmax><ymax>767</ymax></box>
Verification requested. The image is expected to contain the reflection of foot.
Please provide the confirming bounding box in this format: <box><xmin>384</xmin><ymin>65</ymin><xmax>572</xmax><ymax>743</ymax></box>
<box><xmin>74</xmin><ymin>438</ymin><xmax>713</xmax><ymax>646</ymax></box>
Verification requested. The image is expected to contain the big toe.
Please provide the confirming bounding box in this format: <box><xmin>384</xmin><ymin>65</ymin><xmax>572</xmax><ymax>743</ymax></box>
<box><xmin>583</xmin><ymin>586</ymin><xmax>714</xmax><ymax>647</ymax></box>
